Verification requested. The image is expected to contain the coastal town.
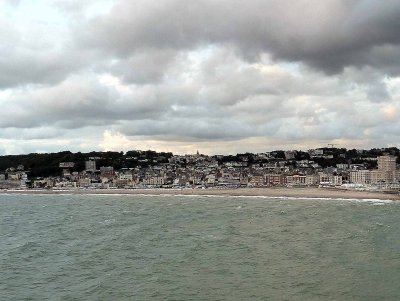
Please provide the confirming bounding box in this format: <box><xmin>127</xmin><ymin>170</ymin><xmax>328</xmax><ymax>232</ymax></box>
<box><xmin>0</xmin><ymin>147</ymin><xmax>399</xmax><ymax>192</ymax></box>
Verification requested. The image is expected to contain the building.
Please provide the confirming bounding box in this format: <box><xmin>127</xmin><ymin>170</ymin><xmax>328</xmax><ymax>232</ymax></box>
<box><xmin>332</xmin><ymin>175</ymin><xmax>343</xmax><ymax>186</ymax></box>
<box><xmin>206</xmin><ymin>174</ymin><xmax>216</xmax><ymax>186</ymax></box>
<box><xmin>377</xmin><ymin>155</ymin><xmax>396</xmax><ymax>172</ymax></box>
<box><xmin>248</xmin><ymin>175</ymin><xmax>265</xmax><ymax>187</ymax></box>
<box><xmin>284</xmin><ymin>151</ymin><xmax>296</xmax><ymax>160</ymax></box>
<box><xmin>350</xmin><ymin>170</ymin><xmax>371</xmax><ymax>184</ymax></box>
<box><xmin>143</xmin><ymin>175</ymin><xmax>165</xmax><ymax>187</ymax></box>
<box><xmin>59</xmin><ymin>162</ymin><xmax>75</xmax><ymax>168</ymax></box>
<box><xmin>78</xmin><ymin>178</ymin><xmax>91</xmax><ymax>187</ymax></box>
<box><xmin>305</xmin><ymin>175</ymin><xmax>318</xmax><ymax>186</ymax></box>
<box><xmin>265</xmin><ymin>174</ymin><xmax>284</xmax><ymax>186</ymax></box>
<box><xmin>375</xmin><ymin>155</ymin><xmax>398</xmax><ymax>183</ymax></box>
<box><xmin>336</xmin><ymin>164</ymin><xmax>349</xmax><ymax>170</ymax></box>
<box><xmin>100</xmin><ymin>166</ymin><xmax>114</xmax><ymax>177</ymax></box>
<box><xmin>85</xmin><ymin>160</ymin><xmax>96</xmax><ymax>172</ymax></box>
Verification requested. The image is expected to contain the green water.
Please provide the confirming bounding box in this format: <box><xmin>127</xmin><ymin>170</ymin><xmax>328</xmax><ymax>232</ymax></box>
<box><xmin>1</xmin><ymin>194</ymin><xmax>400</xmax><ymax>300</ymax></box>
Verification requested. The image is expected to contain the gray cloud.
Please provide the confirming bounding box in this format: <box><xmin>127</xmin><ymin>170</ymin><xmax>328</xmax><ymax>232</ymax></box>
<box><xmin>1</xmin><ymin>0</ymin><xmax>400</xmax><ymax>154</ymax></box>
<box><xmin>1</xmin><ymin>44</ymin><xmax>398</xmax><ymax>147</ymax></box>
<box><xmin>80</xmin><ymin>0</ymin><xmax>400</xmax><ymax>74</ymax></box>
<box><xmin>0</xmin><ymin>74</ymin><xmax>172</xmax><ymax>129</ymax></box>
<box><xmin>105</xmin><ymin>48</ymin><xmax>177</xmax><ymax>84</ymax></box>
<box><xmin>0</xmin><ymin>4</ymin><xmax>94</xmax><ymax>89</ymax></box>
<box><xmin>0</xmin><ymin>48</ymin><xmax>90</xmax><ymax>89</ymax></box>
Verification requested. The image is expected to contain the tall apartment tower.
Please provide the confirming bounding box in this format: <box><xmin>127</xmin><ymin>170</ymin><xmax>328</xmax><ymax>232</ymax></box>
<box><xmin>377</xmin><ymin>155</ymin><xmax>397</xmax><ymax>171</ymax></box>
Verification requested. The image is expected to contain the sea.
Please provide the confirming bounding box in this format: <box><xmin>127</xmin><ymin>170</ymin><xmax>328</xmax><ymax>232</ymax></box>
<box><xmin>1</xmin><ymin>194</ymin><xmax>400</xmax><ymax>301</ymax></box>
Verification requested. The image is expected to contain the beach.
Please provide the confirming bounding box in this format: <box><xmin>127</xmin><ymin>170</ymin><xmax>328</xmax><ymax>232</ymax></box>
<box><xmin>1</xmin><ymin>187</ymin><xmax>399</xmax><ymax>200</ymax></box>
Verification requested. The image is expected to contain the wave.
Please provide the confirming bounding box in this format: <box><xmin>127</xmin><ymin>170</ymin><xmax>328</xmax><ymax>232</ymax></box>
<box><xmin>106</xmin><ymin>193</ymin><xmax>397</xmax><ymax>204</ymax></box>
<box><xmin>1</xmin><ymin>191</ymin><xmax>396</xmax><ymax>204</ymax></box>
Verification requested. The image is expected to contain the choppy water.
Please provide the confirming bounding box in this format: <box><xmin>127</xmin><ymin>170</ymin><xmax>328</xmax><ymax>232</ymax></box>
<box><xmin>1</xmin><ymin>194</ymin><xmax>400</xmax><ymax>301</ymax></box>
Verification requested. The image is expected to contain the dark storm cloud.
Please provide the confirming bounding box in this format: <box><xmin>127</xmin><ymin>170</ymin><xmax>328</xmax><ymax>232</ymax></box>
<box><xmin>80</xmin><ymin>0</ymin><xmax>400</xmax><ymax>74</ymax></box>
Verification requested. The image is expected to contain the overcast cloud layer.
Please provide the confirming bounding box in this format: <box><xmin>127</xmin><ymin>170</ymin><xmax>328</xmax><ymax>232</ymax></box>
<box><xmin>1</xmin><ymin>0</ymin><xmax>400</xmax><ymax>155</ymax></box>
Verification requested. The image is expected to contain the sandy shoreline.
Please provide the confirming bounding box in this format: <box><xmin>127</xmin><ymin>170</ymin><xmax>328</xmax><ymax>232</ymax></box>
<box><xmin>1</xmin><ymin>187</ymin><xmax>399</xmax><ymax>200</ymax></box>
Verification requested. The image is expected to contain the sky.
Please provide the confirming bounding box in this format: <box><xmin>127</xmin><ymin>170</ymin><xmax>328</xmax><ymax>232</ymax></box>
<box><xmin>1</xmin><ymin>0</ymin><xmax>400</xmax><ymax>155</ymax></box>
